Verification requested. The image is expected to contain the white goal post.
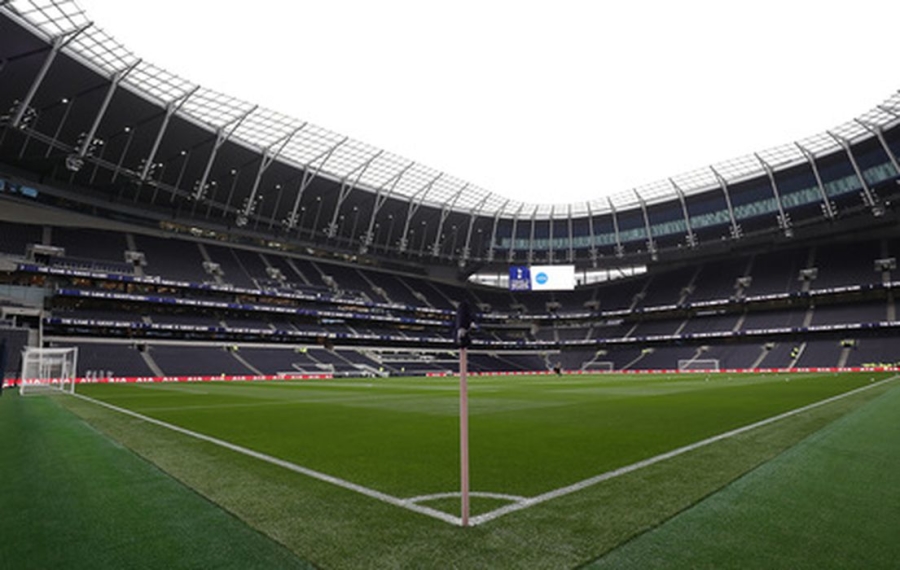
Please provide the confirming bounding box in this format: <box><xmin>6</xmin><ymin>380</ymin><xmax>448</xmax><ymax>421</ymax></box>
<box><xmin>678</xmin><ymin>358</ymin><xmax>720</xmax><ymax>372</ymax></box>
<box><xmin>585</xmin><ymin>361</ymin><xmax>615</xmax><ymax>372</ymax></box>
<box><xmin>19</xmin><ymin>347</ymin><xmax>78</xmax><ymax>396</ymax></box>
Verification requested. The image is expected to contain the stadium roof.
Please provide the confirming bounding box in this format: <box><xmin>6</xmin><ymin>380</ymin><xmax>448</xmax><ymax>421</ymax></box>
<box><xmin>4</xmin><ymin>0</ymin><xmax>900</xmax><ymax>219</ymax></box>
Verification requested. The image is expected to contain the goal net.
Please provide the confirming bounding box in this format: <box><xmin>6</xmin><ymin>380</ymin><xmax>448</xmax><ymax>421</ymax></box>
<box><xmin>19</xmin><ymin>347</ymin><xmax>78</xmax><ymax>396</ymax></box>
<box><xmin>678</xmin><ymin>358</ymin><xmax>720</xmax><ymax>372</ymax></box>
<box><xmin>585</xmin><ymin>361</ymin><xmax>615</xmax><ymax>372</ymax></box>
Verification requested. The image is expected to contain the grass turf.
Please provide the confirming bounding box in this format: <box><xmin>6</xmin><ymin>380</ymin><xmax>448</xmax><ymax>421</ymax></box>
<box><xmin>585</xmin><ymin>383</ymin><xmax>900</xmax><ymax>569</ymax></box>
<box><xmin>37</xmin><ymin>371</ymin><xmax>897</xmax><ymax>568</ymax></box>
<box><xmin>73</xmin><ymin>372</ymin><xmax>883</xmax><ymax>502</ymax></box>
<box><xmin>0</xmin><ymin>390</ymin><xmax>313</xmax><ymax>569</ymax></box>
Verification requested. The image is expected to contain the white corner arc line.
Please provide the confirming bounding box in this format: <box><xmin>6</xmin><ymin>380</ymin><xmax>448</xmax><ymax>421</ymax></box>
<box><xmin>71</xmin><ymin>393</ymin><xmax>462</xmax><ymax>526</ymax></box>
<box><xmin>403</xmin><ymin>491</ymin><xmax>527</xmax><ymax>506</ymax></box>
<box><xmin>469</xmin><ymin>375</ymin><xmax>899</xmax><ymax>526</ymax></box>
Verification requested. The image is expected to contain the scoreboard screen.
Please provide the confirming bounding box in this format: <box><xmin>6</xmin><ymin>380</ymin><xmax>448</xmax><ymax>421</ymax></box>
<box><xmin>509</xmin><ymin>265</ymin><xmax>575</xmax><ymax>291</ymax></box>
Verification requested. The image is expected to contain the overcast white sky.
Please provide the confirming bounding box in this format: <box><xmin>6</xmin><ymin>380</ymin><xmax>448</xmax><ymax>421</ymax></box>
<box><xmin>78</xmin><ymin>0</ymin><xmax>899</xmax><ymax>205</ymax></box>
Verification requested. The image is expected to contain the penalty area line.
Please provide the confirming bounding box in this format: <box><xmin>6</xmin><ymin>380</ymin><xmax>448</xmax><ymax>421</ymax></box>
<box><xmin>70</xmin><ymin>392</ymin><xmax>462</xmax><ymax>526</ymax></box>
<box><xmin>469</xmin><ymin>374</ymin><xmax>899</xmax><ymax>526</ymax></box>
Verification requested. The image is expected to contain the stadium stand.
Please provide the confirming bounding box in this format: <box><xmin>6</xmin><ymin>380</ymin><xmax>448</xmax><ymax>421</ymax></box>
<box><xmin>2</xmin><ymin>1</ymin><xmax>900</xmax><ymax>378</ymax></box>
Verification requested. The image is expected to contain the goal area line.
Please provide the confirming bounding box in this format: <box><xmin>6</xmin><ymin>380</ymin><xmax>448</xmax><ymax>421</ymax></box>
<box><xmin>68</xmin><ymin>375</ymin><xmax>897</xmax><ymax>527</ymax></box>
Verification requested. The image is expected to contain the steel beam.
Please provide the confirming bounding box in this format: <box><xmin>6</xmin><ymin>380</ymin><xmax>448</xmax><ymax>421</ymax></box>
<box><xmin>607</xmin><ymin>198</ymin><xmax>624</xmax><ymax>258</ymax></box>
<box><xmin>754</xmin><ymin>153</ymin><xmax>792</xmax><ymax>236</ymax></box>
<box><xmin>710</xmin><ymin>166</ymin><xmax>742</xmax><ymax>240</ymax></box>
<box><xmin>794</xmin><ymin>142</ymin><xmax>835</xmax><ymax>219</ymax></box>
<box><xmin>12</xmin><ymin>22</ymin><xmax>92</xmax><ymax>128</ymax></box>
<box><xmin>669</xmin><ymin>178</ymin><xmax>696</xmax><ymax>247</ymax></box>
<box><xmin>507</xmin><ymin>204</ymin><xmax>525</xmax><ymax>262</ymax></box>
<box><xmin>140</xmin><ymin>86</ymin><xmax>199</xmax><ymax>181</ymax></box>
<box><xmin>827</xmin><ymin>130</ymin><xmax>881</xmax><ymax>215</ymax></box>
<box><xmin>325</xmin><ymin>151</ymin><xmax>382</xmax><ymax>237</ymax></box>
<box><xmin>459</xmin><ymin>194</ymin><xmax>491</xmax><ymax>266</ymax></box>
<box><xmin>283</xmin><ymin>137</ymin><xmax>346</xmax><ymax>230</ymax></box>
<box><xmin>361</xmin><ymin>161</ymin><xmax>414</xmax><ymax>253</ymax></box>
<box><xmin>193</xmin><ymin>105</ymin><xmax>257</xmax><ymax>202</ymax></box>
<box><xmin>77</xmin><ymin>59</ymin><xmax>140</xmax><ymax>159</ymax></box>
<box><xmin>634</xmin><ymin>189</ymin><xmax>656</xmax><ymax>257</ymax></box>
<box><xmin>586</xmin><ymin>201</ymin><xmax>598</xmax><ymax>266</ymax></box>
<box><xmin>854</xmin><ymin>119</ymin><xmax>900</xmax><ymax>180</ymax></box>
<box><xmin>431</xmin><ymin>184</ymin><xmax>467</xmax><ymax>257</ymax></box>
<box><xmin>398</xmin><ymin>173</ymin><xmax>442</xmax><ymax>252</ymax></box>
<box><xmin>238</xmin><ymin>123</ymin><xmax>306</xmax><ymax>226</ymax></box>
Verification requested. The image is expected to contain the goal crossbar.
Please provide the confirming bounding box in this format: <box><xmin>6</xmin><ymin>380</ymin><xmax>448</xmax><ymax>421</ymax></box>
<box><xmin>19</xmin><ymin>347</ymin><xmax>78</xmax><ymax>395</ymax></box>
<box><xmin>678</xmin><ymin>358</ymin><xmax>720</xmax><ymax>372</ymax></box>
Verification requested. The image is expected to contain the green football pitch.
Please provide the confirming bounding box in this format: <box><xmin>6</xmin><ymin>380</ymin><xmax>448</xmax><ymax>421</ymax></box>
<box><xmin>4</xmin><ymin>371</ymin><xmax>899</xmax><ymax>568</ymax></box>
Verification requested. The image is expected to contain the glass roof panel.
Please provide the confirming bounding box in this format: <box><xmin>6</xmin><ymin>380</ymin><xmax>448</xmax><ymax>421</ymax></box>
<box><xmin>5</xmin><ymin>1</ymin><xmax>898</xmax><ymax>222</ymax></box>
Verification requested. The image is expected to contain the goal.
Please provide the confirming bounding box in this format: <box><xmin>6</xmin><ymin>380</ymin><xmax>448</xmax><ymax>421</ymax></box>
<box><xmin>585</xmin><ymin>361</ymin><xmax>615</xmax><ymax>372</ymax></box>
<box><xmin>677</xmin><ymin>358</ymin><xmax>720</xmax><ymax>372</ymax></box>
<box><xmin>19</xmin><ymin>347</ymin><xmax>78</xmax><ymax>396</ymax></box>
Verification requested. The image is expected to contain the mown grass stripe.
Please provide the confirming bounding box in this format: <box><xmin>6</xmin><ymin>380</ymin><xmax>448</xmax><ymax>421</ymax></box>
<box><xmin>585</xmin><ymin>383</ymin><xmax>900</xmax><ymax>569</ymax></box>
<box><xmin>71</xmin><ymin>391</ymin><xmax>463</xmax><ymax>526</ymax></box>
<box><xmin>0</xmin><ymin>393</ymin><xmax>313</xmax><ymax>569</ymax></box>
<box><xmin>470</xmin><ymin>375</ymin><xmax>899</xmax><ymax>525</ymax></box>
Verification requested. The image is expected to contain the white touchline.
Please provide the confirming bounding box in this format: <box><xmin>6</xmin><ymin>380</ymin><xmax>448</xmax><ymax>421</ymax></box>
<box><xmin>70</xmin><ymin>374</ymin><xmax>897</xmax><ymax>529</ymax></box>
<box><xmin>468</xmin><ymin>374</ymin><xmax>899</xmax><ymax>526</ymax></box>
<box><xmin>71</xmin><ymin>392</ymin><xmax>462</xmax><ymax>526</ymax></box>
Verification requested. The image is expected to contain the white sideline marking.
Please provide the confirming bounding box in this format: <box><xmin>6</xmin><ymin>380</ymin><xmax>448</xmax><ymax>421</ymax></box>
<box><xmin>468</xmin><ymin>375</ymin><xmax>899</xmax><ymax>526</ymax></box>
<box><xmin>71</xmin><ymin>393</ymin><xmax>462</xmax><ymax>526</ymax></box>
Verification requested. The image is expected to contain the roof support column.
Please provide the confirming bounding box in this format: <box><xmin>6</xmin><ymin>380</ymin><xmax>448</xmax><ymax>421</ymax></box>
<box><xmin>431</xmin><ymin>184</ymin><xmax>467</xmax><ymax>257</ymax></box>
<box><xmin>607</xmin><ymin>198</ymin><xmax>624</xmax><ymax>258</ymax></box>
<box><xmin>794</xmin><ymin>142</ymin><xmax>836</xmax><ymax>219</ymax></box>
<box><xmin>361</xmin><ymin>162</ymin><xmax>414</xmax><ymax>254</ymax></box>
<box><xmin>547</xmin><ymin>206</ymin><xmax>555</xmax><ymax>264</ymax></box>
<box><xmin>283</xmin><ymin>137</ymin><xmax>346</xmax><ymax>231</ymax></box>
<box><xmin>670</xmin><ymin>179</ymin><xmax>696</xmax><ymax>247</ymax></box>
<box><xmin>586</xmin><ymin>201</ymin><xmax>598</xmax><ymax>266</ymax></box>
<box><xmin>325</xmin><ymin>151</ymin><xmax>382</xmax><ymax>238</ymax></box>
<box><xmin>486</xmin><ymin>202</ymin><xmax>508</xmax><ymax>263</ymax></box>
<box><xmin>755</xmin><ymin>153</ymin><xmax>792</xmax><ymax>237</ymax></box>
<box><xmin>526</xmin><ymin>206</ymin><xmax>538</xmax><ymax>264</ymax></box>
<box><xmin>710</xmin><ymin>166</ymin><xmax>742</xmax><ymax>240</ymax></box>
<box><xmin>11</xmin><ymin>22</ymin><xmax>92</xmax><ymax>128</ymax></box>
<box><xmin>140</xmin><ymin>86</ymin><xmax>198</xmax><ymax>181</ymax></box>
<box><xmin>192</xmin><ymin>105</ymin><xmax>257</xmax><ymax>203</ymax></box>
<box><xmin>827</xmin><ymin>131</ymin><xmax>882</xmax><ymax>216</ymax></box>
<box><xmin>75</xmin><ymin>60</ymin><xmax>140</xmax><ymax>163</ymax></box>
<box><xmin>634</xmin><ymin>189</ymin><xmax>656</xmax><ymax>258</ymax></box>
<box><xmin>567</xmin><ymin>204</ymin><xmax>574</xmax><ymax>263</ymax></box>
<box><xmin>398</xmin><ymin>173</ymin><xmax>442</xmax><ymax>252</ymax></box>
<box><xmin>854</xmin><ymin>119</ymin><xmax>900</xmax><ymax>180</ymax></box>
<box><xmin>507</xmin><ymin>204</ymin><xmax>525</xmax><ymax>262</ymax></box>
<box><xmin>237</xmin><ymin>123</ymin><xmax>306</xmax><ymax>226</ymax></box>
<box><xmin>459</xmin><ymin>194</ymin><xmax>491</xmax><ymax>268</ymax></box>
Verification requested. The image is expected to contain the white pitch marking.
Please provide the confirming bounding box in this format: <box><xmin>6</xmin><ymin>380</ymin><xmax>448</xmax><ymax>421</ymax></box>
<box><xmin>403</xmin><ymin>491</ymin><xmax>527</xmax><ymax>505</ymax></box>
<box><xmin>71</xmin><ymin>393</ymin><xmax>462</xmax><ymax>526</ymax></box>
<box><xmin>469</xmin><ymin>374</ymin><xmax>899</xmax><ymax>526</ymax></box>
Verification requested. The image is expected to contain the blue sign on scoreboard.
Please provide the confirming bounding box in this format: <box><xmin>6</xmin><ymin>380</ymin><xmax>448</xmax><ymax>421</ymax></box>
<box><xmin>508</xmin><ymin>265</ymin><xmax>575</xmax><ymax>291</ymax></box>
<box><xmin>509</xmin><ymin>265</ymin><xmax>531</xmax><ymax>291</ymax></box>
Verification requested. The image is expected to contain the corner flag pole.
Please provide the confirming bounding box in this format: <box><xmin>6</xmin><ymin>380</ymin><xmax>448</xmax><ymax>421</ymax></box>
<box><xmin>460</xmin><ymin>345</ymin><xmax>469</xmax><ymax>527</ymax></box>
<box><xmin>455</xmin><ymin>300</ymin><xmax>473</xmax><ymax>527</ymax></box>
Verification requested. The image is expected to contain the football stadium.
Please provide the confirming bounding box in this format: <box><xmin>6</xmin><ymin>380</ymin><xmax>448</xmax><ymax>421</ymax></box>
<box><xmin>2</xmin><ymin>2</ymin><xmax>900</xmax><ymax>568</ymax></box>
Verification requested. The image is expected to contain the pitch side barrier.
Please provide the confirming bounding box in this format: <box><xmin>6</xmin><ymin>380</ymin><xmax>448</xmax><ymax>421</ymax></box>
<box><xmin>2</xmin><ymin>372</ymin><xmax>333</xmax><ymax>388</ymax></box>
<box><xmin>5</xmin><ymin>366</ymin><xmax>898</xmax><ymax>388</ymax></box>
<box><xmin>426</xmin><ymin>366</ymin><xmax>900</xmax><ymax>378</ymax></box>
